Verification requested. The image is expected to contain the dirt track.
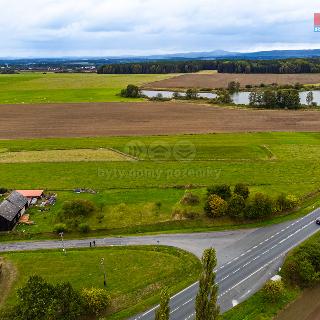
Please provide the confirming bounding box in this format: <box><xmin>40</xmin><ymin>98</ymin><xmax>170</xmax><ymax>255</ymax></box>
<box><xmin>145</xmin><ymin>73</ymin><xmax>320</xmax><ymax>89</ymax></box>
<box><xmin>275</xmin><ymin>286</ymin><xmax>320</xmax><ymax>320</ymax></box>
<box><xmin>1</xmin><ymin>102</ymin><xmax>320</xmax><ymax>139</ymax></box>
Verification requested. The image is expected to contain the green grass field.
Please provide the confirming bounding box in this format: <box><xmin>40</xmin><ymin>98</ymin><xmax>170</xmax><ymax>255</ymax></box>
<box><xmin>2</xmin><ymin>132</ymin><xmax>320</xmax><ymax>238</ymax></box>
<box><xmin>0</xmin><ymin>73</ymin><xmax>174</xmax><ymax>104</ymax></box>
<box><xmin>1</xmin><ymin>246</ymin><xmax>201</xmax><ymax>320</ymax></box>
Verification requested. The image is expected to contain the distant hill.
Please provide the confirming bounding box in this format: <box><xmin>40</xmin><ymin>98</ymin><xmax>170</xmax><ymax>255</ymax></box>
<box><xmin>2</xmin><ymin>49</ymin><xmax>320</xmax><ymax>72</ymax></box>
<box><xmin>142</xmin><ymin>49</ymin><xmax>320</xmax><ymax>60</ymax></box>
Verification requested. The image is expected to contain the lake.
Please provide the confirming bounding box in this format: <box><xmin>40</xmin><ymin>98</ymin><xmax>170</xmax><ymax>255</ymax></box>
<box><xmin>141</xmin><ymin>90</ymin><xmax>320</xmax><ymax>105</ymax></box>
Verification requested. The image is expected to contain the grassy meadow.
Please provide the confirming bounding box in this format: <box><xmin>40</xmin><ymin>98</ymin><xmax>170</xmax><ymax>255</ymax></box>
<box><xmin>1</xmin><ymin>246</ymin><xmax>201</xmax><ymax>319</ymax></box>
<box><xmin>1</xmin><ymin>132</ymin><xmax>320</xmax><ymax>238</ymax></box>
<box><xmin>0</xmin><ymin>73</ymin><xmax>174</xmax><ymax>104</ymax></box>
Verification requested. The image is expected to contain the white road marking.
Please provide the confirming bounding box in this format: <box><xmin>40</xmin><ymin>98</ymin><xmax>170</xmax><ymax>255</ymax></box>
<box><xmin>133</xmin><ymin>208</ymin><xmax>320</xmax><ymax>320</ymax></box>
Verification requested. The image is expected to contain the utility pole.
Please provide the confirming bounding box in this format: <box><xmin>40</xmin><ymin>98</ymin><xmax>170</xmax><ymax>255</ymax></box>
<box><xmin>59</xmin><ymin>232</ymin><xmax>66</xmax><ymax>255</ymax></box>
<box><xmin>101</xmin><ymin>258</ymin><xmax>107</xmax><ymax>287</ymax></box>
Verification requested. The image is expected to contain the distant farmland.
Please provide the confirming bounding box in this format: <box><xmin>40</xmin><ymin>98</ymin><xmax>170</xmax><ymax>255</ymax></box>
<box><xmin>0</xmin><ymin>72</ymin><xmax>175</xmax><ymax>104</ymax></box>
<box><xmin>144</xmin><ymin>73</ymin><xmax>320</xmax><ymax>89</ymax></box>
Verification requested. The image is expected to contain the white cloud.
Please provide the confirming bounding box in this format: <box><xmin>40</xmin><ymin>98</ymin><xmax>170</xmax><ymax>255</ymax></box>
<box><xmin>0</xmin><ymin>0</ymin><xmax>319</xmax><ymax>56</ymax></box>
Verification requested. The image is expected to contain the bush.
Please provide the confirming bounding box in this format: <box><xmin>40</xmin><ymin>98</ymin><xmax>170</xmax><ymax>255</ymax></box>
<box><xmin>262</xmin><ymin>280</ymin><xmax>285</xmax><ymax>302</ymax></box>
<box><xmin>244</xmin><ymin>193</ymin><xmax>273</xmax><ymax>219</ymax></box>
<box><xmin>65</xmin><ymin>218</ymin><xmax>80</xmax><ymax>230</ymax></box>
<box><xmin>228</xmin><ymin>194</ymin><xmax>245</xmax><ymax>219</ymax></box>
<box><xmin>172</xmin><ymin>205</ymin><xmax>200</xmax><ymax>220</ymax></box>
<box><xmin>81</xmin><ymin>288</ymin><xmax>110</xmax><ymax>316</ymax></box>
<box><xmin>286</xmin><ymin>194</ymin><xmax>300</xmax><ymax>209</ymax></box>
<box><xmin>172</xmin><ymin>92</ymin><xmax>181</xmax><ymax>99</ymax></box>
<box><xmin>53</xmin><ymin>223</ymin><xmax>67</xmax><ymax>234</ymax></box>
<box><xmin>207</xmin><ymin>184</ymin><xmax>232</xmax><ymax>200</ymax></box>
<box><xmin>216</xmin><ymin>89</ymin><xmax>233</xmax><ymax>104</ymax></box>
<box><xmin>120</xmin><ymin>84</ymin><xmax>141</xmax><ymax>98</ymax></box>
<box><xmin>79</xmin><ymin>223</ymin><xmax>91</xmax><ymax>233</ymax></box>
<box><xmin>62</xmin><ymin>199</ymin><xmax>96</xmax><ymax>218</ymax></box>
<box><xmin>276</xmin><ymin>194</ymin><xmax>300</xmax><ymax>212</ymax></box>
<box><xmin>0</xmin><ymin>187</ymin><xmax>8</xmax><ymax>194</ymax></box>
<box><xmin>281</xmin><ymin>241</ymin><xmax>320</xmax><ymax>288</ymax></box>
<box><xmin>180</xmin><ymin>191</ymin><xmax>200</xmax><ymax>205</ymax></box>
<box><xmin>234</xmin><ymin>183</ymin><xmax>250</xmax><ymax>199</ymax></box>
<box><xmin>186</xmin><ymin>88</ymin><xmax>198</xmax><ymax>99</ymax></box>
<box><xmin>183</xmin><ymin>210</ymin><xmax>200</xmax><ymax>220</ymax></box>
<box><xmin>205</xmin><ymin>194</ymin><xmax>228</xmax><ymax>218</ymax></box>
<box><xmin>96</xmin><ymin>213</ymin><xmax>104</xmax><ymax>224</ymax></box>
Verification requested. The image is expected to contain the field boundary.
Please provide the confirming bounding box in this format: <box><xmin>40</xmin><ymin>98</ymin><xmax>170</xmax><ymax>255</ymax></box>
<box><xmin>0</xmin><ymin>258</ymin><xmax>17</xmax><ymax>306</ymax></box>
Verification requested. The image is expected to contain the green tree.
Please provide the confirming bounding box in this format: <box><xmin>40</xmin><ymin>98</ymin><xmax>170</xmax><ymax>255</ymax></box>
<box><xmin>249</xmin><ymin>91</ymin><xmax>263</xmax><ymax>106</ymax></box>
<box><xmin>216</xmin><ymin>89</ymin><xmax>233</xmax><ymax>104</ymax></box>
<box><xmin>155</xmin><ymin>288</ymin><xmax>170</xmax><ymax>320</ymax></box>
<box><xmin>207</xmin><ymin>184</ymin><xmax>232</xmax><ymax>200</ymax></box>
<box><xmin>228</xmin><ymin>194</ymin><xmax>245</xmax><ymax>219</ymax></box>
<box><xmin>62</xmin><ymin>199</ymin><xmax>96</xmax><ymax>218</ymax></box>
<box><xmin>275</xmin><ymin>193</ymin><xmax>299</xmax><ymax>212</ymax></box>
<box><xmin>276</xmin><ymin>89</ymin><xmax>301</xmax><ymax>109</ymax></box>
<box><xmin>262</xmin><ymin>90</ymin><xmax>278</xmax><ymax>108</ymax></box>
<box><xmin>234</xmin><ymin>183</ymin><xmax>250</xmax><ymax>199</ymax></box>
<box><xmin>121</xmin><ymin>84</ymin><xmax>141</xmax><ymax>98</ymax></box>
<box><xmin>281</xmin><ymin>242</ymin><xmax>320</xmax><ymax>288</ymax></box>
<box><xmin>227</xmin><ymin>81</ymin><xmax>240</xmax><ymax>93</ymax></box>
<box><xmin>306</xmin><ymin>91</ymin><xmax>314</xmax><ymax>106</ymax></box>
<box><xmin>195</xmin><ymin>248</ymin><xmax>220</xmax><ymax>320</ymax></box>
<box><xmin>14</xmin><ymin>275</ymin><xmax>54</xmax><ymax>320</ymax></box>
<box><xmin>244</xmin><ymin>193</ymin><xmax>273</xmax><ymax>219</ymax></box>
<box><xmin>49</xmin><ymin>282</ymin><xmax>84</xmax><ymax>320</ymax></box>
<box><xmin>186</xmin><ymin>88</ymin><xmax>198</xmax><ymax>99</ymax></box>
<box><xmin>11</xmin><ymin>276</ymin><xmax>84</xmax><ymax>320</ymax></box>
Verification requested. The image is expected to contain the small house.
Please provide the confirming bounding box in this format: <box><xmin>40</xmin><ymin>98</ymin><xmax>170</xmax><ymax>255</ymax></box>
<box><xmin>0</xmin><ymin>191</ymin><xmax>28</xmax><ymax>231</ymax></box>
<box><xmin>16</xmin><ymin>190</ymin><xmax>44</xmax><ymax>205</ymax></box>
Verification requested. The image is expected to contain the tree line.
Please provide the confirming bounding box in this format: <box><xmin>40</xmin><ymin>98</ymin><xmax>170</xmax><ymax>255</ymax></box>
<box><xmin>249</xmin><ymin>89</ymin><xmax>301</xmax><ymax>109</ymax></box>
<box><xmin>97</xmin><ymin>60</ymin><xmax>217</xmax><ymax>74</ymax></box>
<box><xmin>97</xmin><ymin>58</ymin><xmax>320</xmax><ymax>74</ymax></box>
<box><xmin>204</xmin><ymin>184</ymin><xmax>299</xmax><ymax>220</ymax></box>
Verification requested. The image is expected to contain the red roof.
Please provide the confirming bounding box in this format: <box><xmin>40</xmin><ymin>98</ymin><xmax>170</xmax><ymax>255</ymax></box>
<box><xmin>16</xmin><ymin>190</ymin><xmax>44</xmax><ymax>198</ymax></box>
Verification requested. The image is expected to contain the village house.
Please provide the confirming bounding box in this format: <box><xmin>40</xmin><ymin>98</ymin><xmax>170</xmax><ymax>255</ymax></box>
<box><xmin>0</xmin><ymin>191</ymin><xmax>28</xmax><ymax>231</ymax></box>
<box><xmin>16</xmin><ymin>190</ymin><xmax>44</xmax><ymax>205</ymax></box>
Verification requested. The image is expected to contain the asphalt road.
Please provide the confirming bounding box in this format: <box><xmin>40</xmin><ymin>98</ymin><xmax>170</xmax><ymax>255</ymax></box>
<box><xmin>1</xmin><ymin>208</ymin><xmax>320</xmax><ymax>320</ymax></box>
<box><xmin>131</xmin><ymin>208</ymin><xmax>320</xmax><ymax>320</ymax></box>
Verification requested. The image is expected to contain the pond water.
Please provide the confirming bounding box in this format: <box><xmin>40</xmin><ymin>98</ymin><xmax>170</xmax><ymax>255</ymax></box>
<box><xmin>141</xmin><ymin>90</ymin><xmax>217</xmax><ymax>99</ymax></box>
<box><xmin>141</xmin><ymin>90</ymin><xmax>320</xmax><ymax>105</ymax></box>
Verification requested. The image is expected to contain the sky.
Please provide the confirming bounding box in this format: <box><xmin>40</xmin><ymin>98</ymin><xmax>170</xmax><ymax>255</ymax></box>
<box><xmin>0</xmin><ymin>0</ymin><xmax>320</xmax><ymax>57</ymax></box>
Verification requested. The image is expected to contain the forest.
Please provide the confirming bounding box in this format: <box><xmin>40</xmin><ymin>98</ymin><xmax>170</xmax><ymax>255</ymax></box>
<box><xmin>97</xmin><ymin>58</ymin><xmax>320</xmax><ymax>74</ymax></box>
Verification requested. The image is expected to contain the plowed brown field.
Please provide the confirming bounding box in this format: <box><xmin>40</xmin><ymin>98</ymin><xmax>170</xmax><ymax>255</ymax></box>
<box><xmin>144</xmin><ymin>73</ymin><xmax>320</xmax><ymax>89</ymax></box>
<box><xmin>1</xmin><ymin>102</ymin><xmax>320</xmax><ymax>139</ymax></box>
